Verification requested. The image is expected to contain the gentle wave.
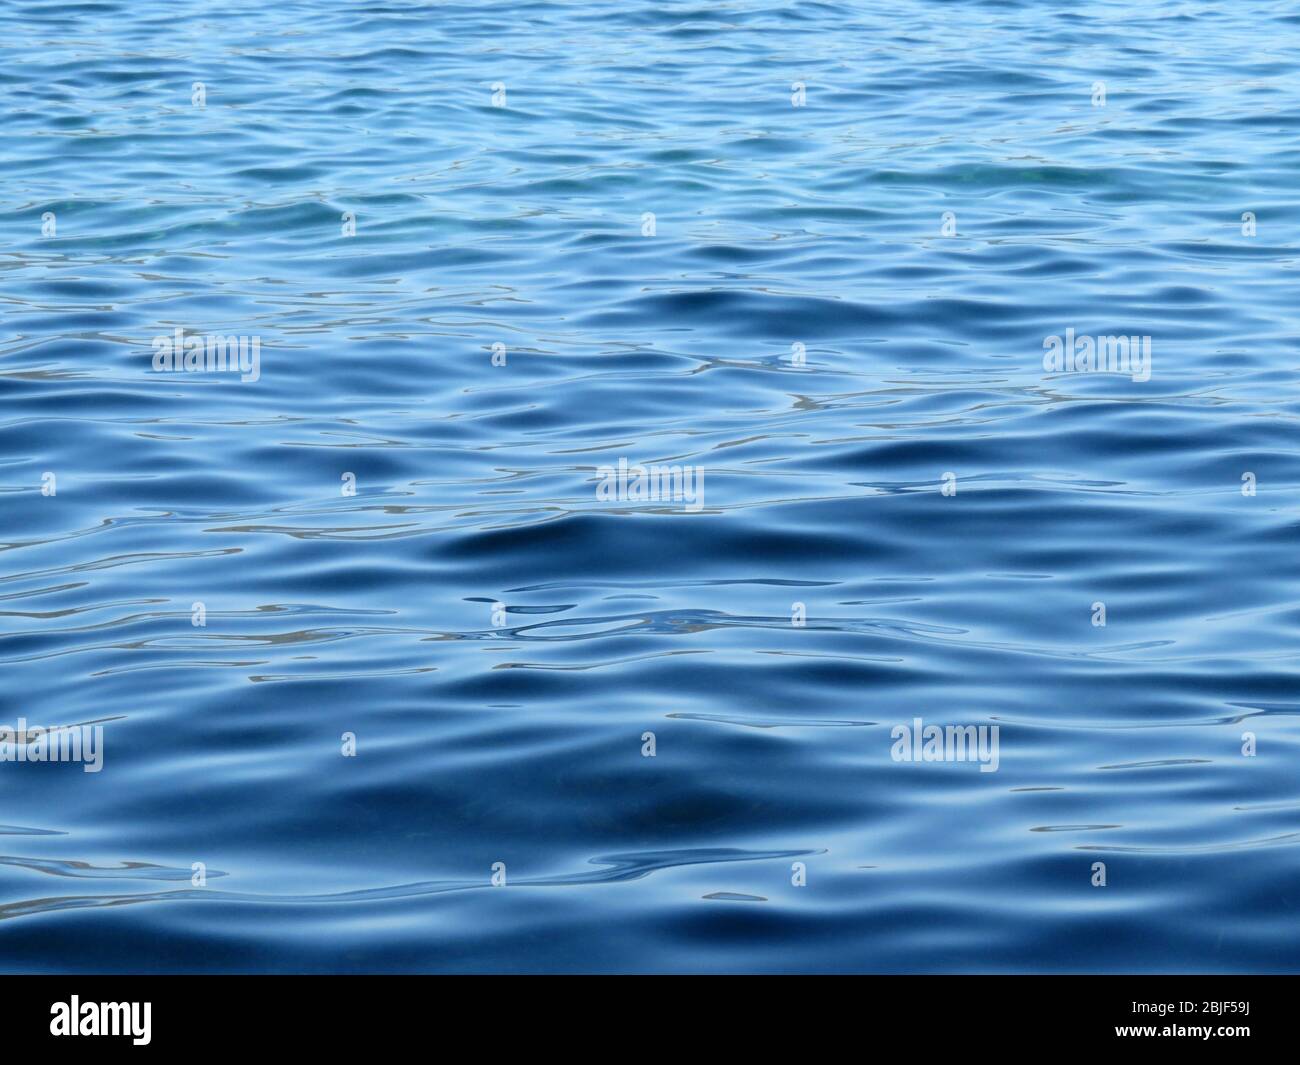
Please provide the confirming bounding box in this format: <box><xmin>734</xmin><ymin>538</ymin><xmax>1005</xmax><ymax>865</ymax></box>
<box><xmin>2</xmin><ymin>0</ymin><xmax>1299</xmax><ymax>973</ymax></box>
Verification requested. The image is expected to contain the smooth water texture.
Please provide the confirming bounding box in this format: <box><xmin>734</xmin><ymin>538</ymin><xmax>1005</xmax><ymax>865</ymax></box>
<box><xmin>2</xmin><ymin>0</ymin><xmax>1299</xmax><ymax>973</ymax></box>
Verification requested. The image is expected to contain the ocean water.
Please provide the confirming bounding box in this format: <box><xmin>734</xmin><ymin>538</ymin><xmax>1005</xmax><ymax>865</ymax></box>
<box><xmin>2</xmin><ymin>0</ymin><xmax>1299</xmax><ymax>974</ymax></box>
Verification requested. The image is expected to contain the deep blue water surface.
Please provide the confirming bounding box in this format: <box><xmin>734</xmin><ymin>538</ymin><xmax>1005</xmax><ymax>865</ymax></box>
<box><xmin>2</xmin><ymin>0</ymin><xmax>1300</xmax><ymax>972</ymax></box>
